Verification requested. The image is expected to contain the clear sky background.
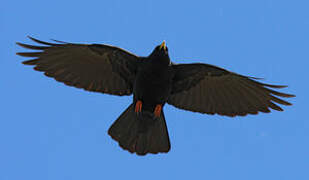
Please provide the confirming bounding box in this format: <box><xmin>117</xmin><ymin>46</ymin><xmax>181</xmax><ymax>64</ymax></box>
<box><xmin>1</xmin><ymin>0</ymin><xmax>308</xmax><ymax>179</ymax></box>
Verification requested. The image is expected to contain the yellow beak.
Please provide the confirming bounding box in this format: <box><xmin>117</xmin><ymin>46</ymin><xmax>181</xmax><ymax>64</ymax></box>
<box><xmin>159</xmin><ymin>40</ymin><xmax>167</xmax><ymax>51</ymax></box>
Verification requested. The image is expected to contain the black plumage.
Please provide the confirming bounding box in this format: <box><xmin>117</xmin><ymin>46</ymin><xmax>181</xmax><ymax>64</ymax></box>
<box><xmin>17</xmin><ymin>37</ymin><xmax>295</xmax><ymax>155</ymax></box>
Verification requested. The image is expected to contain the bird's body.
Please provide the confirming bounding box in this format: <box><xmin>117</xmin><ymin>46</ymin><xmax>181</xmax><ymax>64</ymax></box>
<box><xmin>134</xmin><ymin>45</ymin><xmax>173</xmax><ymax>112</ymax></box>
<box><xmin>17</xmin><ymin>37</ymin><xmax>295</xmax><ymax>155</ymax></box>
<box><xmin>134</xmin><ymin>63</ymin><xmax>172</xmax><ymax>109</ymax></box>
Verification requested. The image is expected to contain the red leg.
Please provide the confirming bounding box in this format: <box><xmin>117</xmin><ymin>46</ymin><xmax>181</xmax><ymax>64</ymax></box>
<box><xmin>135</xmin><ymin>100</ymin><xmax>142</xmax><ymax>113</ymax></box>
<box><xmin>154</xmin><ymin>104</ymin><xmax>162</xmax><ymax>118</ymax></box>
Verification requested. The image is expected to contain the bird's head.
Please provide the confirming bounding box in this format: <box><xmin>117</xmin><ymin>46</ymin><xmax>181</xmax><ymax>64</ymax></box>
<box><xmin>158</xmin><ymin>40</ymin><xmax>168</xmax><ymax>52</ymax></box>
<box><xmin>149</xmin><ymin>41</ymin><xmax>170</xmax><ymax>64</ymax></box>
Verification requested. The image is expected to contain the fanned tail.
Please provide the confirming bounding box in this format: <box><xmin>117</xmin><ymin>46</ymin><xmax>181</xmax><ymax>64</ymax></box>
<box><xmin>108</xmin><ymin>103</ymin><xmax>170</xmax><ymax>155</ymax></box>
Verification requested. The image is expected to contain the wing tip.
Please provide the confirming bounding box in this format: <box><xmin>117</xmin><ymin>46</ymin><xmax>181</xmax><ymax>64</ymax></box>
<box><xmin>16</xmin><ymin>42</ymin><xmax>22</xmax><ymax>46</ymax></box>
<box><xmin>27</xmin><ymin>35</ymin><xmax>37</xmax><ymax>41</ymax></box>
<box><xmin>50</xmin><ymin>38</ymin><xmax>68</xmax><ymax>44</ymax></box>
<box><xmin>26</xmin><ymin>36</ymin><xmax>59</xmax><ymax>46</ymax></box>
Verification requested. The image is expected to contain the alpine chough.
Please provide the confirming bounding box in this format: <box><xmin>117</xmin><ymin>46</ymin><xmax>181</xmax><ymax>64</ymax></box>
<box><xmin>17</xmin><ymin>37</ymin><xmax>295</xmax><ymax>155</ymax></box>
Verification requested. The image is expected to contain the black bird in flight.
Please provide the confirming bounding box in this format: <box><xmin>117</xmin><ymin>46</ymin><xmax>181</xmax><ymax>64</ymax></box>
<box><xmin>17</xmin><ymin>37</ymin><xmax>294</xmax><ymax>155</ymax></box>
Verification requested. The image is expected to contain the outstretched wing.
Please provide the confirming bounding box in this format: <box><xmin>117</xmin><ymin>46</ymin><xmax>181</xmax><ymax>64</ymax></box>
<box><xmin>17</xmin><ymin>36</ymin><xmax>141</xmax><ymax>96</ymax></box>
<box><xmin>168</xmin><ymin>63</ymin><xmax>295</xmax><ymax>117</ymax></box>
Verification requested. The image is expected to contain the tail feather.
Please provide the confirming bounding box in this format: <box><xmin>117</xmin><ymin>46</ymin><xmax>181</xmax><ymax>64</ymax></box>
<box><xmin>108</xmin><ymin>103</ymin><xmax>170</xmax><ymax>155</ymax></box>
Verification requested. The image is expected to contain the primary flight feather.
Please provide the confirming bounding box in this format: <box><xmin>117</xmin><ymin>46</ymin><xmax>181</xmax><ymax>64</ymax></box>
<box><xmin>17</xmin><ymin>37</ymin><xmax>295</xmax><ymax>155</ymax></box>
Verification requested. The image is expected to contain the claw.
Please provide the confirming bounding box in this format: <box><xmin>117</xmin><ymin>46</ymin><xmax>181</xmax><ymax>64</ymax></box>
<box><xmin>154</xmin><ymin>104</ymin><xmax>162</xmax><ymax>118</ymax></box>
<box><xmin>135</xmin><ymin>100</ymin><xmax>142</xmax><ymax>113</ymax></box>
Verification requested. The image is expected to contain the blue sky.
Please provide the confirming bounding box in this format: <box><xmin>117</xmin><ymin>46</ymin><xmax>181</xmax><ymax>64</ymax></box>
<box><xmin>1</xmin><ymin>0</ymin><xmax>308</xmax><ymax>179</ymax></box>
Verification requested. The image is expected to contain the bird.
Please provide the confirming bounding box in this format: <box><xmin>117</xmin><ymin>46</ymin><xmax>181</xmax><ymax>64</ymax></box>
<box><xmin>16</xmin><ymin>36</ymin><xmax>295</xmax><ymax>155</ymax></box>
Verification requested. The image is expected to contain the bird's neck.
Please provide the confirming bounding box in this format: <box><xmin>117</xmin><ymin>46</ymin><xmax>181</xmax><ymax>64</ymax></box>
<box><xmin>150</xmin><ymin>56</ymin><xmax>171</xmax><ymax>67</ymax></box>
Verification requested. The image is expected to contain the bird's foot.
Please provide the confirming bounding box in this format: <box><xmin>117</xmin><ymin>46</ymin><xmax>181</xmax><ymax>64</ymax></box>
<box><xmin>154</xmin><ymin>104</ymin><xmax>162</xmax><ymax>118</ymax></box>
<box><xmin>135</xmin><ymin>100</ymin><xmax>142</xmax><ymax>113</ymax></box>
